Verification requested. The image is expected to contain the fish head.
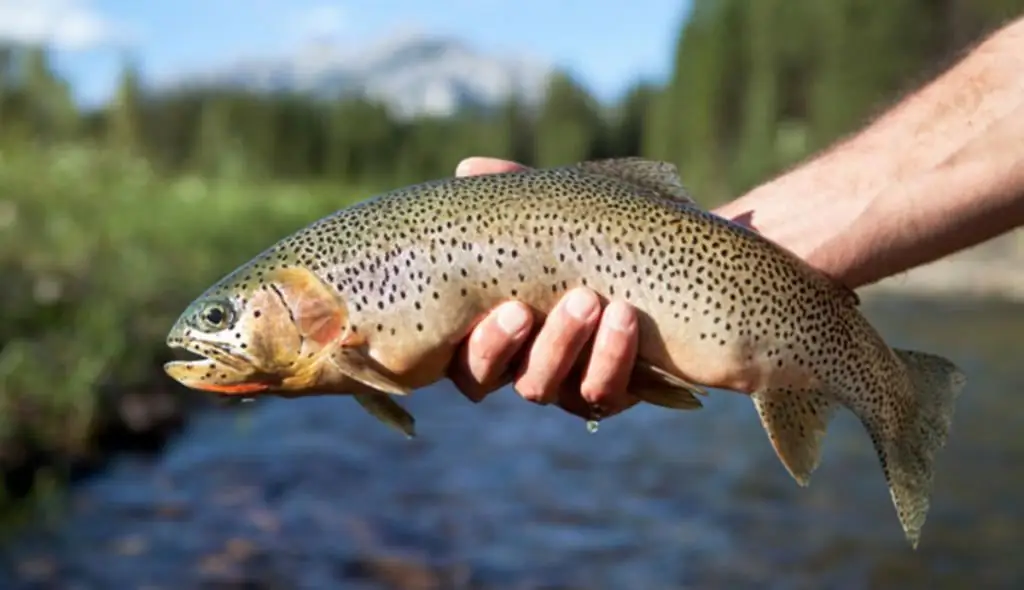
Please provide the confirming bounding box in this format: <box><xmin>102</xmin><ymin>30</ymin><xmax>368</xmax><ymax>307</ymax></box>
<box><xmin>164</xmin><ymin>263</ymin><xmax>350</xmax><ymax>398</ymax></box>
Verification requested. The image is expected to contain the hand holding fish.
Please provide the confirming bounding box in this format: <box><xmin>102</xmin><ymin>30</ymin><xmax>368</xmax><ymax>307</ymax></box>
<box><xmin>449</xmin><ymin>157</ymin><xmax>643</xmax><ymax>421</ymax></box>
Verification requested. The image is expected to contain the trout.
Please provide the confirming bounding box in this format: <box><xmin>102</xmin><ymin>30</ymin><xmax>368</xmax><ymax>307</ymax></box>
<box><xmin>164</xmin><ymin>158</ymin><xmax>966</xmax><ymax>548</ymax></box>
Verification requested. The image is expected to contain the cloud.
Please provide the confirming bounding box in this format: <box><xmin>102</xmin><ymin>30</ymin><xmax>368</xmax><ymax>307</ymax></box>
<box><xmin>0</xmin><ymin>0</ymin><xmax>129</xmax><ymax>51</ymax></box>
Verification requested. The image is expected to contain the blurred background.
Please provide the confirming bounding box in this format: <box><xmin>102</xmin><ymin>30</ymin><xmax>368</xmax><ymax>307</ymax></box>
<box><xmin>0</xmin><ymin>0</ymin><xmax>1023</xmax><ymax>588</ymax></box>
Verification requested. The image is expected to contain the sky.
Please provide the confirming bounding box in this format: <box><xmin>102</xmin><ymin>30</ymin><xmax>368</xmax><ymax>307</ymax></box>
<box><xmin>0</xmin><ymin>0</ymin><xmax>693</xmax><ymax>106</ymax></box>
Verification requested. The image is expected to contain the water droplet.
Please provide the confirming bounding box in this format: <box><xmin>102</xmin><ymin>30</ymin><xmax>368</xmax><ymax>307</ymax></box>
<box><xmin>586</xmin><ymin>420</ymin><xmax>600</xmax><ymax>434</ymax></box>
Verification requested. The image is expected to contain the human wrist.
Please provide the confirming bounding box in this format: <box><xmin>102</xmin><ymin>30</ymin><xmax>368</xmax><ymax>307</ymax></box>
<box><xmin>712</xmin><ymin>164</ymin><xmax>875</xmax><ymax>286</ymax></box>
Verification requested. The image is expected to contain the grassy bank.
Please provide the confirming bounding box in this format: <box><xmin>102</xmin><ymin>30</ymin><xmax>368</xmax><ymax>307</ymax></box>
<box><xmin>0</xmin><ymin>144</ymin><xmax>378</xmax><ymax>512</ymax></box>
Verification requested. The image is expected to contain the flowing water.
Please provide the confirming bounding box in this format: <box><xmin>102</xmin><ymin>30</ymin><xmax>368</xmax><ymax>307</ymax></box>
<box><xmin>1</xmin><ymin>296</ymin><xmax>1022</xmax><ymax>589</ymax></box>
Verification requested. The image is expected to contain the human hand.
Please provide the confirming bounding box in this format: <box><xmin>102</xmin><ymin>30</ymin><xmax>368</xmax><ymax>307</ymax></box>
<box><xmin>447</xmin><ymin>157</ymin><xmax>642</xmax><ymax>421</ymax></box>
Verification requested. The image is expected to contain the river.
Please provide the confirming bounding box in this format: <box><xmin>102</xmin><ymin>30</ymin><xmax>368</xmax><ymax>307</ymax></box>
<box><xmin>1</xmin><ymin>295</ymin><xmax>1021</xmax><ymax>589</ymax></box>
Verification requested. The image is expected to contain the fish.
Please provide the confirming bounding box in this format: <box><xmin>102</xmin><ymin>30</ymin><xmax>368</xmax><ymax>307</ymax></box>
<box><xmin>163</xmin><ymin>157</ymin><xmax>966</xmax><ymax>548</ymax></box>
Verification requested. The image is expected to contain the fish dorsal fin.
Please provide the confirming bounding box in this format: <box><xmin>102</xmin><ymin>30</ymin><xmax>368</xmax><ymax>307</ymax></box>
<box><xmin>571</xmin><ymin>158</ymin><xmax>696</xmax><ymax>205</ymax></box>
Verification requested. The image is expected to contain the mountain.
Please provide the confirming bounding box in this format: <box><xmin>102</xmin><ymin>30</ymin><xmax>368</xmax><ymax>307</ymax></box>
<box><xmin>167</xmin><ymin>31</ymin><xmax>556</xmax><ymax>118</ymax></box>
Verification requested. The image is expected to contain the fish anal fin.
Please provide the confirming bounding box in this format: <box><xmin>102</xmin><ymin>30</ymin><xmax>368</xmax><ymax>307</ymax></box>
<box><xmin>353</xmin><ymin>393</ymin><xmax>416</xmax><ymax>438</ymax></box>
<box><xmin>628</xmin><ymin>360</ymin><xmax>708</xmax><ymax>410</ymax></box>
<box><xmin>572</xmin><ymin>158</ymin><xmax>696</xmax><ymax>205</ymax></box>
<box><xmin>752</xmin><ymin>387</ymin><xmax>838</xmax><ymax>486</ymax></box>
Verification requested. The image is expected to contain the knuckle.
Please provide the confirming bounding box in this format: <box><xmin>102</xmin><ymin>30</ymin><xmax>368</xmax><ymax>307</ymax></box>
<box><xmin>579</xmin><ymin>354</ymin><xmax>633</xmax><ymax>407</ymax></box>
<box><xmin>579</xmin><ymin>379</ymin><xmax>620</xmax><ymax>405</ymax></box>
<box><xmin>515</xmin><ymin>380</ymin><xmax>553</xmax><ymax>405</ymax></box>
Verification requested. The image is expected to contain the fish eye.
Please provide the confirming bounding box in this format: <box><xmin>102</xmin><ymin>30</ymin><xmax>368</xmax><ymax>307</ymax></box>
<box><xmin>195</xmin><ymin>300</ymin><xmax>235</xmax><ymax>331</ymax></box>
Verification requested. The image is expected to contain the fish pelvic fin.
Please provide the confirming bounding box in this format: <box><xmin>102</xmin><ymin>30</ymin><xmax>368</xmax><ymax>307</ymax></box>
<box><xmin>751</xmin><ymin>387</ymin><xmax>839</xmax><ymax>486</ymax></box>
<box><xmin>353</xmin><ymin>393</ymin><xmax>416</xmax><ymax>438</ymax></box>
<box><xmin>862</xmin><ymin>349</ymin><xmax>966</xmax><ymax>550</ymax></box>
<box><xmin>628</xmin><ymin>360</ymin><xmax>708</xmax><ymax>410</ymax></box>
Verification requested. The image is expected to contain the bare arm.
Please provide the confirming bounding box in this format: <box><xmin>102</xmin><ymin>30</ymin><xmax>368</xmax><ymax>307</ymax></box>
<box><xmin>448</xmin><ymin>16</ymin><xmax>1024</xmax><ymax>418</ymax></box>
<box><xmin>716</xmin><ymin>17</ymin><xmax>1024</xmax><ymax>287</ymax></box>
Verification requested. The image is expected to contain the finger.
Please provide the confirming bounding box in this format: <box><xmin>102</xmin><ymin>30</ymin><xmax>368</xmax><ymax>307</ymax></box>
<box><xmin>553</xmin><ymin>384</ymin><xmax>598</xmax><ymax>420</ymax></box>
<box><xmin>449</xmin><ymin>301</ymin><xmax>533</xmax><ymax>402</ymax></box>
<box><xmin>513</xmin><ymin>288</ymin><xmax>601</xmax><ymax>405</ymax></box>
<box><xmin>579</xmin><ymin>301</ymin><xmax>639</xmax><ymax>415</ymax></box>
<box><xmin>555</xmin><ymin>385</ymin><xmax>642</xmax><ymax>421</ymax></box>
<box><xmin>455</xmin><ymin>157</ymin><xmax>529</xmax><ymax>177</ymax></box>
<box><xmin>552</xmin><ymin>387</ymin><xmax>641</xmax><ymax>421</ymax></box>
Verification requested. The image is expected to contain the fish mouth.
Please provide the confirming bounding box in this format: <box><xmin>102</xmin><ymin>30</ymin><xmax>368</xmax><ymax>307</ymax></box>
<box><xmin>166</xmin><ymin>338</ymin><xmax>251</xmax><ymax>369</ymax></box>
<box><xmin>163</xmin><ymin>338</ymin><xmax>257</xmax><ymax>386</ymax></box>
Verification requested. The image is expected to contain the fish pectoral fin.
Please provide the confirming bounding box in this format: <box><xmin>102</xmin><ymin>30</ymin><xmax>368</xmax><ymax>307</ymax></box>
<box><xmin>331</xmin><ymin>346</ymin><xmax>413</xmax><ymax>397</ymax></box>
<box><xmin>628</xmin><ymin>360</ymin><xmax>708</xmax><ymax>410</ymax></box>
<box><xmin>751</xmin><ymin>387</ymin><xmax>839</xmax><ymax>486</ymax></box>
<box><xmin>353</xmin><ymin>393</ymin><xmax>416</xmax><ymax>438</ymax></box>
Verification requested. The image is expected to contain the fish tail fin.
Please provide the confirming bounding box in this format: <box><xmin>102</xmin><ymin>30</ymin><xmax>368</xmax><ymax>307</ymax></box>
<box><xmin>863</xmin><ymin>348</ymin><xmax>967</xmax><ymax>549</ymax></box>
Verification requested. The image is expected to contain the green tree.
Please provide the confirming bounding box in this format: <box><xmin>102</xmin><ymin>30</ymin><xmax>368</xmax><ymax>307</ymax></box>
<box><xmin>611</xmin><ymin>82</ymin><xmax>656</xmax><ymax>158</ymax></box>
<box><xmin>22</xmin><ymin>46</ymin><xmax>78</xmax><ymax>142</ymax></box>
<box><xmin>190</xmin><ymin>94</ymin><xmax>244</xmax><ymax>177</ymax></box>
<box><xmin>732</xmin><ymin>0</ymin><xmax>781</xmax><ymax>190</ymax></box>
<box><xmin>497</xmin><ymin>95</ymin><xmax>536</xmax><ymax>166</ymax></box>
<box><xmin>107</xmin><ymin>57</ymin><xmax>144</xmax><ymax>154</ymax></box>
<box><xmin>534</xmin><ymin>71</ymin><xmax>604</xmax><ymax>167</ymax></box>
<box><xmin>325</xmin><ymin>97</ymin><xmax>399</xmax><ymax>182</ymax></box>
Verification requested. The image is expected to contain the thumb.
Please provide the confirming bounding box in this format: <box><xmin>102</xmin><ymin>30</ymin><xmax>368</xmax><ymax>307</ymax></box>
<box><xmin>455</xmin><ymin>157</ymin><xmax>529</xmax><ymax>177</ymax></box>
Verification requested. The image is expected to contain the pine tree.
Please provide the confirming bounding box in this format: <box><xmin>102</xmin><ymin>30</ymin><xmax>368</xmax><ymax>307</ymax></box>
<box><xmin>107</xmin><ymin>57</ymin><xmax>144</xmax><ymax>154</ymax></box>
<box><xmin>534</xmin><ymin>71</ymin><xmax>604</xmax><ymax>167</ymax></box>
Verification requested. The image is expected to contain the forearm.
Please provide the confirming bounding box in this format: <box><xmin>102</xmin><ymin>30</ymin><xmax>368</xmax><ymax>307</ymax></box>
<box><xmin>715</xmin><ymin>17</ymin><xmax>1024</xmax><ymax>288</ymax></box>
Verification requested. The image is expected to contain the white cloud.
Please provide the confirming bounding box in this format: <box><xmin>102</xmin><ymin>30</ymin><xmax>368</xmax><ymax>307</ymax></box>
<box><xmin>0</xmin><ymin>0</ymin><xmax>128</xmax><ymax>51</ymax></box>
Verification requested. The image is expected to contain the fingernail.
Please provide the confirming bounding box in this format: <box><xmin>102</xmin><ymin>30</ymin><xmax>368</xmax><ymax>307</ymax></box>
<box><xmin>455</xmin><ymin>158</ymin><xmax>478</xmax><ymax>177</ymax></box>
<box><xmin>605</xmin><ymin>302</ymin><xmax>635</xmax><ymax>332</ymax></box>
<box><xmin>497</xmin><ymin>304</ymin><xmax>530</xmax><ymax>336</ymax></box>
<box><xmin>565</xmin><ymin>289</ymin><xmax>598</xmax><ymax>321</ymax></box>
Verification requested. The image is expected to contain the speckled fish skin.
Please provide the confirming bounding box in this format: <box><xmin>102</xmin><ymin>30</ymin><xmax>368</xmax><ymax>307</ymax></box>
<box><xmin>163</xmin><ymin>158</ymin><xmax>966</xmax><ymax>548</ymax></box>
